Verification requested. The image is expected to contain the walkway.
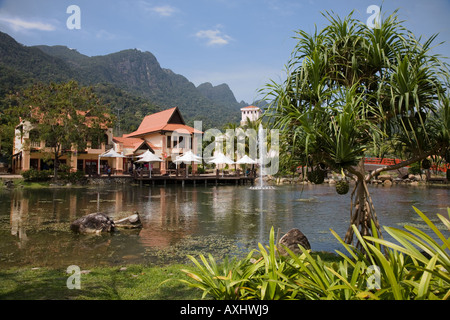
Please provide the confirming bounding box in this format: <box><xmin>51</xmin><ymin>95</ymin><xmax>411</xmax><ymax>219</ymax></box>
<box><xmin>133</xmin><ymin>172</ymin><xmax>255</xmax><ymax>186</ymax></box>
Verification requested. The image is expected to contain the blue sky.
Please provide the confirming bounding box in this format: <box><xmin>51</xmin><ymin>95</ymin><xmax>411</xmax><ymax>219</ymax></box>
<box><xmin>0</xmin><ymin>0</ymin><xmax>449</xmax><ymax>104</ymax></box>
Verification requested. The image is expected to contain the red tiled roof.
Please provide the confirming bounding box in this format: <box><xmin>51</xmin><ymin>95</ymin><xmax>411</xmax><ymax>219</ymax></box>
<box><xmin>113</xmin><ymin>136</ymin><xmax>159</xmax><ymax>152</ymax></box>
<box><xmin>240</xmin><ymin>105</ymin><xmax>260</xmax><ymax>110</ymax></box>
<box><xmin>124</xmin><ymin>107</ymin><xmax>201</xmax><ymax>138</ymax></box>
<box><xmin>162</xmin><ymin>123</ymin><xmax>201</xmax><ymax>134</ymax></box>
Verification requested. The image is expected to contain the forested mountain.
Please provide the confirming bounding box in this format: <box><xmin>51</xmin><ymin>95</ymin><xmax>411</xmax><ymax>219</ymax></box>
<box><xmin>33</xmin><ymin>44</ymin><xmax>244</xmax><ymax>129</ymax></box>
<box><xmin>0</xmin><ymin>31</ymin><xmax>245</xmax><ymax>134</ymax></box>
<box><xmin>197</xmin><ymin>82</ymin><xmax>247</xmax><ymax>109</ymax></box>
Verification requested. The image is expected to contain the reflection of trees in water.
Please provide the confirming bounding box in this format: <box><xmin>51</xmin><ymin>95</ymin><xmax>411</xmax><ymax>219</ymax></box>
<box><xmin>138</xmin><ymin>187</ymin><xmax>200</xmax><ymax>248</ymax></box>
<box><xmin>10</xmin><ymin>190</ymin><xmax>29</xmax><ymax>248</ymax></box>
<box><xmin>2</xmin><ymin>184</ymin><xmax>449</xmax><ymax>268</ymax></box>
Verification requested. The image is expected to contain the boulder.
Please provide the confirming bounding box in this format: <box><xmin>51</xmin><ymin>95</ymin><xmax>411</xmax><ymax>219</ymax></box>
<box><xmin>70</xmin><ymin>212</ymin><xmax>142</xmax><ymax>234</ymax></box>
<box><xmin>277</xmin><ymin>228</ymin><xmax>311</xmax><ymax>256</ymax></box>
<box><xmin>115</xmin><ymin>212</ymin><xmax>142</xmax><ymax>229</ymax></box>
<box><xmin>378</xmin><ymin>175</ymin><xmax>392</xmax><ymax>181</ymax></box>
<box><xmin>3</xmin><ymin>180</ymin><xmax>14</xmax><ymax>188</ymax></box>
<box><xmin>70</xmin><ymin>212</ymin><xmax>115</xmax><ymax>234</ymax></box>
<box><xmin>383</xmin><ymin>179</ymin><xmax>392</xmax><ymax>186</ymax></box>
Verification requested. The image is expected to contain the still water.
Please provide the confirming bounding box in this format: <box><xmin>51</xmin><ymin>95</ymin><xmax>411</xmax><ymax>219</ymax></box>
<box><xmin>0</xmin><ymin>183</ymin><xmax>448</xmax><ymax>268</ymax></box>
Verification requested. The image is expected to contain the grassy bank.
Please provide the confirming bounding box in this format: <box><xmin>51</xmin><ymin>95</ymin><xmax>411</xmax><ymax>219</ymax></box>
<box><xmin>0</xmin><ymin>263</ymin><xmax>203</xmax><ymax>300</ymax></box>
<box><xmin>0</xmin><ymin>251</ymin><xmax>341</xmax><ymax>300</ymax></box>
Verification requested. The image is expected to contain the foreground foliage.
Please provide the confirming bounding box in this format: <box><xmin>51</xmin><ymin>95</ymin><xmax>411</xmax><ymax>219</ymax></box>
<box><xmin>179</xmin><ymin>207</ymin><xmax>450</xmax><ymax>300</ymax></box>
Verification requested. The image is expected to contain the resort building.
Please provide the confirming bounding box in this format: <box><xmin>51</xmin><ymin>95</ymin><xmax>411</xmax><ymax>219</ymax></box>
<box><xmin>12</xmin><ymin>117</ymin><xmax>114</xmax><ymax>174</ymax></box>
<box><xmin>12</xmin><ymin>107</ymin><xmax>201</xmax><ymax>176</ymax></box>
<box><xmin>119</xmin><ymin>107</ymin><xmax>202</xmax><ymax>174</ymax></box>
<box><xmin>240</xmin><ymin>105</ymin><xmax>262</xmax><ymax>126</ymax></box>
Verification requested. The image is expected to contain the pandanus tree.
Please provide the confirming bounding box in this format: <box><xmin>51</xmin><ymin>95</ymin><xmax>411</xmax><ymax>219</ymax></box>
<box><xmin>262</xmin><ymin>10</ymin><xmax>450</xmax><ymax>249</ymax></box>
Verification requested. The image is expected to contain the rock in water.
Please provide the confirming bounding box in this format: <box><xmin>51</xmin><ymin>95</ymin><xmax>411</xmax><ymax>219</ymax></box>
<box><xmin>278</xmin><ymin>228</ymin><xmax>311</xmax><ymax>256</ymax></box>
<box><xmin>70</xmin><ymin>213</ymin><xmax>115</xmax><ymax>234</ymax></box>
<box><xmin>115</xmin><ymin>212</ymin><xmax>142</xmax><ymax>229</ymax></box>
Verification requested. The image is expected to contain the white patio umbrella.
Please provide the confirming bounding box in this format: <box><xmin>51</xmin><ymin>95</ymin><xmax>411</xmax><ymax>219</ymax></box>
<box><xmin>207</xmin><ymin>152</ymin><xmax>234</xmax><ymax>177</ymax></box>
<box><xmin>173</xmin><ymin>150</ymin><xmax>202</xmax><ymax>177</ymax></box>
<box><xmin>135</xmin><ymin>151</ymin><xmax>162</xmax><ymax>178</ymax></box>
<box><xmin>235</xmin><ymin>155</ymin><xmax>258</xmax><ymax>165</ymax></box>
<box><xmin>235</xmin><ymin>155</ymin><xmax>258</xmax><ymax>177</ymax></box>
<box><xmin>136</xmin><ymin>150</ymin><xmax>153</xmax><ymax>158</ymax></box>
<box><xmin>98</xmin><ymin>149</ymin><xmax>125</xmax><ymax>175</ymax></box>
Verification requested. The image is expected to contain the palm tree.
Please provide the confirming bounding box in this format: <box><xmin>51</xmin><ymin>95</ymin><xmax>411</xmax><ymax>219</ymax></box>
<box><xmin>262</xmin><ymin>10</ymin><xmax>450</xmax><ymax>249</ymax></box>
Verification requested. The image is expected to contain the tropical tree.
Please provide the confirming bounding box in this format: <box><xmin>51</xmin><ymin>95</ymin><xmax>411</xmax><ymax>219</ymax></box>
<box><xmin>262</xmin><ymin>10</ymin><xmax>450</xmax><ymax>249</ymax></box>
<box><xmin>7</xmin><ymin>80</ymin><xmax>113</xmax><ymax>179</ymax></box>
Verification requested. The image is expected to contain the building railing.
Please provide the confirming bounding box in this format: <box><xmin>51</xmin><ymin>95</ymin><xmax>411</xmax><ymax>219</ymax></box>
<box><xmin>30</xmin><ymin>141</ymin><xmax>41</xmax><ymax>148</ymax></box>
<box><xmin>364</xmin><ymin>157</ymin><xmax>449</xmax><ymax>172</ymax></box>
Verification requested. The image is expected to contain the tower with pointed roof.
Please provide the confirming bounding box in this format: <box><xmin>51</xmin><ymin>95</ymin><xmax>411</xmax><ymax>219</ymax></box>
<box><xmin>240</xmin><ymin>105</ymin><xmax>261</xmax><ymax>126</ymax></box>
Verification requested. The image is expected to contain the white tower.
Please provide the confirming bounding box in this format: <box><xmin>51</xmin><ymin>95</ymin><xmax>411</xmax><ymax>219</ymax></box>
<box><xmin>240</xmin><ymin>105</ymin><xmax>261</xmax><ymax>126</ymax></box>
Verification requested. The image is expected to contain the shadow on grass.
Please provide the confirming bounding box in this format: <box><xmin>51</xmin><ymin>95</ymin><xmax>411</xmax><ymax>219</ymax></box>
<box><xmin>0</xmin><ymin>264</ymin><xmax>202</xmax><ymax>300</ymax></box>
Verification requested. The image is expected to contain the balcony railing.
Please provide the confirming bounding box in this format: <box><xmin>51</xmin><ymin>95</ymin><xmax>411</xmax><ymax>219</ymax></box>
<box><xmin>30</xmin><ymin>141</ymin><xmax>41</xmax><ymax>148</ymax></box>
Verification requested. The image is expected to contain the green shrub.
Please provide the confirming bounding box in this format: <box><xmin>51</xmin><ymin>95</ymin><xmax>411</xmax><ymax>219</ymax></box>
<box><xmin>55</xmin><ymin>165</ymin><xmax>87</xmax><ymax>184</ymax></box>
<box><xmin>408</xmin><ymin>162</ymin><xmax>422</xmax><ymax>175</ymax></box>
<box><xmin>196</xmin><ymin>166</ymin><xmax>206</xmax><ymax>174</ymax></box>
<box><xmin>66</xmin><ymin>171</ymin><xmax>87</xmax><ymax>184</ymax></box>
<box><xmin>22</xmin><ymin>168</ymin><xmax>52</xmax><ymax>182</ymax></box>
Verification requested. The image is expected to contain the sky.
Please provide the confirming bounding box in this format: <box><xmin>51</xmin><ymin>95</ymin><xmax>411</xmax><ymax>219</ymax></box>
<box><xmin>0</xmin><ymin>0</ymin><xmax>449</xmax><ymax>104</ymax></box>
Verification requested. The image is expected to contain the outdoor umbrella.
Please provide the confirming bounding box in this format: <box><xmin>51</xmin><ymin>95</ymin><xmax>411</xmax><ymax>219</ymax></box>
<box><xmin>98</xmin><ymin>149</ymin><xmax>125</xmax><ymax>175</ymax></box>
<box><xmin>173</xmin><ymin>150</ymin><xmax>202</xmax><ymax>177</ymax></box>
<box><xmin>207</xmin><ymin>152</ymin><xmax>234</xmax><ymax>177</ymax></box>
<box><xmin>235</xmin><ymin>155</ymin><xmax>258</xmax><ymax>177</ymax></box>
<box><xmin>235</xmin><ymin>155</ymin><xmax>258</xmax><ymax>165</ymax></box>
<box><xmin>135</xmin><ymin>151</ymin><xmax>162</xmax><ymax>178</ymax></box>
<box><xmin>136</xmin><ymin>150</ymin><xmax>153</xmax><ymax>158</ymax></box>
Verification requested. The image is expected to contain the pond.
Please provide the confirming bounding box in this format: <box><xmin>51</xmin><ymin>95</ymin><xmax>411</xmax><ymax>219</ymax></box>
<box><xmin>0</xmin><ymin>183</ymin><xmax>448</xmax><ymax>269</ymax></box>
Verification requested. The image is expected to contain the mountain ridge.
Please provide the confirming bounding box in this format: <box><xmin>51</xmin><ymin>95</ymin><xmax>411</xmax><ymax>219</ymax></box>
<box><xmin>0</xmin><ymin>31</ymin><xmax>246</xmax><ymax>132</ymax></box>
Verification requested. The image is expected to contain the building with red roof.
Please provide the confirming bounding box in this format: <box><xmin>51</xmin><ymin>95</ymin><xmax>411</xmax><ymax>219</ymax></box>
<box><xmin>113</xmin><ymin>107</ymin><xmax>202</xmax><ymax>174</ymax></box>
<box><xmin>12</xmin><ymin>106</ymin><xmax>202</xmax><ymax>176</ymax></box>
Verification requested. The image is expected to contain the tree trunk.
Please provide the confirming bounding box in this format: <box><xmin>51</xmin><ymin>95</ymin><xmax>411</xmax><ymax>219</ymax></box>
<box><xmin>53</xmin><ymin>144</ymin><xmax>61</xmax><ymax>181</ymax></box>
<box><xmin>345</xmin><ymin>158</ymin><xmax>383</xmax><ymax>251</ymax></box>
<box><xmin>344</xmin><ymin>152</ymin><xmax>435</xmax><ymax>251</ymax></box>
<box><xmin>53</xmin><ymin>152</ymin><xmax>59</xmax><ymax>181</ymax></box>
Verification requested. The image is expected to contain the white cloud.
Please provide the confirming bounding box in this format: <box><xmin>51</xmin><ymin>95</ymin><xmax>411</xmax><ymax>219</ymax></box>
<box><xmin>195</xmin><ymin>29</ymin><xmax>233</xmax><ymax>46</ymax></box>
<box><xmin>139</xmin><ymin>2</ymin><xmax>177</xmax><ymax>17</ymax></box>
<box><xmin>0</xmin><ymin>15</ymin><xmax>55</xmax><ymax>31</ymax></box>
<box><xmin>150</xmin><ymin>5</ymin><xmax>177</xmax><ymax>17</ymax></box>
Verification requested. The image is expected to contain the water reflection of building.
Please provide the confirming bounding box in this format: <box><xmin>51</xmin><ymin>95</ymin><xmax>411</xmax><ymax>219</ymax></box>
<box><xmin>10</xmin><ymin>191</ymin><xmax>29</xmax><ymax>247</ymax></box>
<box><xmin>137</xmin><ymin>187</ymin><xmax>199</xmax><ymax>249</ymax></box>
